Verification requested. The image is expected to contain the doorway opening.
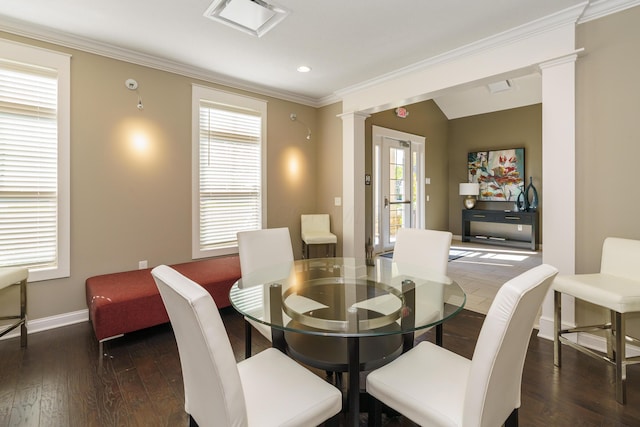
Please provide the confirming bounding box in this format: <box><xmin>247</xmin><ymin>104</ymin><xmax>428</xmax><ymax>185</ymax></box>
<box><xmin>372</xmin><ymin>125</ymin><xmax>425</xmax><ymax>255</ymax></box>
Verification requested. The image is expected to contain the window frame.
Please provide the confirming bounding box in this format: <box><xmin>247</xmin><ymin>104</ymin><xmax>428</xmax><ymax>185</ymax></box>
<box><xmin>191</xmin><ymin>84</ymin><xmax>267</xmax><ymax>259</ymax></box>
<box><xmin>0</xmin><ymin>39</ymin><xmax>71</xmax><ymax>282</ymax></box>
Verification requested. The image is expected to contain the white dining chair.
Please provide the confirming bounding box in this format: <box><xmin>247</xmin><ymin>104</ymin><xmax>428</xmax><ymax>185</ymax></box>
<box><xmin>0</xmin><ymin>267</ymin><xmax>29</xmax><ymax>347</ymax></box>
<box><xmin>301</xmin><ymin>214</ymin><xmax>337</xmax><ymax>258</ymax></box>
<box><xmin>554</xmin><ymin>237</ymin><xmax>640</xmax><ymax>404</ymax></box>
<box><xmin>366</xmin><ymin>263</ymin><xmax>558</xmax><ymax>427</ymax></box>
<box><xmin>392</xmin><ymin>227</ymin><xmax>452</xmax><ymax>346</ymax></box>
<box><xmin>237</xmin><ymin>227</ymin><xmax>294</xmax><ymax>358</ymax></box>
<box><xmin>151</xmin><ymin>265</ymin><xmax>342</xmax><ymax>427</ymax></box>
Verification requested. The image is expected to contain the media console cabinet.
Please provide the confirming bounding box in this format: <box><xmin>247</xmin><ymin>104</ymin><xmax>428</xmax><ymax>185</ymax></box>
<box><xmin>461</xmin><ymin>209</ymin><xmax>538</xmax><ymax>250</ymax></box>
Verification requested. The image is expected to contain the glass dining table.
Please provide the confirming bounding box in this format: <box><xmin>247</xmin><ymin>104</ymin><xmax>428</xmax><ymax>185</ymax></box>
<box><xmin>229</xmin><ymin>257</ymin><xmax>466</xmax><ymax>426</ymax></box>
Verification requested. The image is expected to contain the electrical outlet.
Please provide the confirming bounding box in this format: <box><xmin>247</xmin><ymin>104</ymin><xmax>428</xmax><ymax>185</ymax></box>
<box><xmin>139</xmin><ymin>260</ymin><xmax>148</xmax><ymax>269</ymax></box>
<box><xmin>517</xmin><ymin>225</ymin><xmax>523</xmax><ymax>232</ymax></box>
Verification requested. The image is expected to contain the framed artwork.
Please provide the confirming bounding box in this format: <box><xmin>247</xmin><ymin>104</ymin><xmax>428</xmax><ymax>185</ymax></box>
<box><xmin>468</xmin><ymin>148</ymin><xmax>525</xmax><ymax>201</ymax></box>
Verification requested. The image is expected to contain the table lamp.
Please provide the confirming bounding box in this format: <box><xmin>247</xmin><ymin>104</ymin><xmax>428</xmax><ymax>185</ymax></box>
<box><xmin>459</xmin><ymin>183</ymin><xmax>480</xmax><ymax>209</ymax></box>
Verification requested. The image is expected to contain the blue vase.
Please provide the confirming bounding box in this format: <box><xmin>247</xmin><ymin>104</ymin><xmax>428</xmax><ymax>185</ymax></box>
<box><xmin>525</xmin><ymin>176</ymin><xmax>538</xmax><ymax>211</ymax></box>
<box><xmin>516</xmin><ymin>187</ymin><xmax>528</xmax><ymax>212</ymax></box>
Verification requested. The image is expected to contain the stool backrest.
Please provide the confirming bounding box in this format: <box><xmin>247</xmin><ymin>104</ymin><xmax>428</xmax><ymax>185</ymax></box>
<box><xmin>601</xmin><ymin>237</ymin><xmax>640</xmax><ymax>280</ymax></box>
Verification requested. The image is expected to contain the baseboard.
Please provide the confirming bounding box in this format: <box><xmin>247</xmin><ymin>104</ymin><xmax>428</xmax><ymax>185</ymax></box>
<box><xmin>0</xmin><ymin>309</ymin><xmax>89</xmax><ymax>341</ymax></box>
<box><xmin>538</xmin><ymin>314</ymin><xmax>640</xmax><ymax>358</ymax></box>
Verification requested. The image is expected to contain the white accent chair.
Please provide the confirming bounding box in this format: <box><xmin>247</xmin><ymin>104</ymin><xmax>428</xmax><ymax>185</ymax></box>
<box><xmin>301</xmin><ymin>214</ymin><xmax>337</xmax><ymax>258</ymax></box>
<box><xmin>151</xmin><ymin>265</ymin><xmax>342</xmax><ymax>427</ymax></box>
<box><xmin>366</xmin><ymin>263</ymin><xmax>558</xmax><ymax>427</ymax></box>
<box><xmin>554</xmin><ymin>237</ymin><xmax>640</xmax><ymax>404</ymax></box>
<box><xmin>393</xmin><ymin>227</ymin><xmax>452</xmax><ymax>346</ymax></box>
<box><xmin>0</xmin><ymin>267</ymin><xmax>28</xmax><ymax>347</ymax></box>
<box><xmin>237</xmin><ymin>227</ymin><xmax>294</xmax><ymax>359</ymax></box>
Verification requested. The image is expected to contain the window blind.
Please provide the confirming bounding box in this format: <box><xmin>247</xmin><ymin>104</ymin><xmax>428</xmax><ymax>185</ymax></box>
<box><xmin>198</xmin><ymin>102</ymin><xmax>262</xmax><ymax>252</ymax></box>
<box><xmin>0</xmin><ymin>61</ymin><xmax>59</xmax><ymax>269</ymax></box>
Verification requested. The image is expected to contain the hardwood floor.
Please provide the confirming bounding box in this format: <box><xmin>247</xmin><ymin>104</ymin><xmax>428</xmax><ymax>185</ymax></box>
<box><xmin>1</xmin><ymin>304</ymin><xmax>639</xmax><ymax>426</ymax></box>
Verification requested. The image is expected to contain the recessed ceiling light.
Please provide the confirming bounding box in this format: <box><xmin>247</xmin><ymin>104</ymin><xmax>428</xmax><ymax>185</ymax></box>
<box><xmin>204</xmin><ymin>0</ymin><xmax>289</xmax><ymax>38</ymax></box>
<box><xmin>297</xmin><ymin>65</ymin><xmax>311</xmax><ymax>73</ymax></box>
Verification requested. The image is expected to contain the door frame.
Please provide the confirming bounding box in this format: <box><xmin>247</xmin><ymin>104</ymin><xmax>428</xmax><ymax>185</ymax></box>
<box><xmin>372</xmin><ymin>125</ymin><xmax>425</xmax><ymax>254</ymax></box>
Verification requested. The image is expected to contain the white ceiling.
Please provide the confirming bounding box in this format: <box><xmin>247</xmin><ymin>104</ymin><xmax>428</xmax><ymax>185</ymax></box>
<box><xmin>0</xmin><ymin>1</ymin><xmax>635</xmax><ymax>117</ymax></box>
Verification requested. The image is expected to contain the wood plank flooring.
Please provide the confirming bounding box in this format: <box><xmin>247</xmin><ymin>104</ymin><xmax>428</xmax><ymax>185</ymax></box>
<box><xmin>1</xmin><ymin>305</ymin><xmax>639</xmax><ymax>426</ymax></box>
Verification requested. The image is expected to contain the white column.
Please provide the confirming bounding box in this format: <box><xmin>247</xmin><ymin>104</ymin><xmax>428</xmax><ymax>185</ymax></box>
<box><xmin>339</xmin><ymin>112</ymin><xmax>369</xmax><ymax>258</ymax></box>
<box><xmin>538</xmin><ymin>54</ymin><xmax>577</xmax><ymax>340</ymax></box>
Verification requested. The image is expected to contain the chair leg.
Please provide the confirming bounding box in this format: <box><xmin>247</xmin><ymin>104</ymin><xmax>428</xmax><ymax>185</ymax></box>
<box><xmin>436</xmin><ymin>324</ymin><xmax>443</xmax><ymax>347</ymax></box>
<box><xmin>614</xmin><ymin>311</ymin><xmax>627</xmax><ymax>404</ymax></box>
<box><xmin>505</xmin><ymin>408</ymin><xmax>518</xmax><ymax>427</ymax></box>
<box><xmin>244</xmin><ymin>320</ymin><xmax>252</xmax><ymax>359</ymax></box>
<box><xmin>368</xmin><ymin>396</ymin><xmax>382</xmax><ymax>427</ymax></box>
<box><xmin>324</xmin><ymin>413</ymin><xmax>341</xmax><ymax>427</ymax></box>
<box><xmin>553</xmin><ymin>290</ymin><xmax>561</xmax><ymax>367</ymax></box>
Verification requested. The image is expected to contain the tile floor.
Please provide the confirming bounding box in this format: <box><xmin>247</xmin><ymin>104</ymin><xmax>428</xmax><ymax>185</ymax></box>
<box><xmin>447</xmin><ymin>238</ymin><xmax>542</xmax><ymax>314</ymax></box>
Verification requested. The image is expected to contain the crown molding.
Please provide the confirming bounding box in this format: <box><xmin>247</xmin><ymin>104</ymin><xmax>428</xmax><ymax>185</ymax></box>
<box><xmin>0</xmin><ymin>16</ymin><xmax>322</xmax><ymax>108</ymax></box>
<box><xmin>579</xmin><ymin>0</ymin><xmax>640</xmax><ymax>23</ymax></box>
<box><xmin>334</xmin><ymin>3</ymin><xmax>589</xmax><ymax>98</ymax></box>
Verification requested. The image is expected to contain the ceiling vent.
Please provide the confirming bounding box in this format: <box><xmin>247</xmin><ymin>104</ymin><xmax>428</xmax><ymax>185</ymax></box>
<box><xmin>487</xmin><ymin>80</ymin><xmax>512</xmax><ymax>94</ymax></box>
<box><xmin>203</xmin><ymin>0</ymin><xmax>290</xmax><ymax>37</ymax></box>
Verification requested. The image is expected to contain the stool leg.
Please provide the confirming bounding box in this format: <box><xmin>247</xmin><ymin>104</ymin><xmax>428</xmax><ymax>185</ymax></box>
<box><xmin>614</xmin><ymin>311</ymin><xmax>626</xmax><ymax>404</ymax></box>
<box><xmin>607</xmin><ymin>310</ymin><xmax>615</xmax><ymax>360</ymax></box>
<box><xmin>553</xmin><ymin>290</ymin><xmax>561</xmax><ymax>367</ymax></box>
<box><xmin>20</xmin><ymin>279</ymin><xmax>27</xmax><ymax>347</ymax></box>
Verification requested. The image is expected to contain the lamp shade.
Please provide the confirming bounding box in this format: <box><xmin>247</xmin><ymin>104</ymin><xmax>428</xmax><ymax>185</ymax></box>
<box><xmin>459</xmin><ymin>183</ymin><xmax>480</xmax><ymax>196</ymax></box>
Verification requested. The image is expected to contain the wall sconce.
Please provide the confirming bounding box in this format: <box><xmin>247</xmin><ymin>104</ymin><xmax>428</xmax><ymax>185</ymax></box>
<box><xmin>290</xmin><ymin>113</ymin><xmax>311</xmax><ymax>141</ymax></box>
<box><xmin>459</xmin><ymin>183</ymin><xmax>480</xmax><ymax>209</ymax></box>
<box><xmin>125</xmin><ymin>78</ymin><xmax>144</xmax><ymax>110</ymax></box>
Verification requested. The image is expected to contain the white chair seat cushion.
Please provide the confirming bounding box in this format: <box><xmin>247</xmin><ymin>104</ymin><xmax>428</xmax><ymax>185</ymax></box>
<box><xmin>553</xmin><ymin>273</ymin><xmax>640</xmax><ymax>313</ymax></box>
<box><xmin>301</xmin><ymin>231</ymin><xmax>337</xmax><ymax>245</ymax></box>
<box><xmin>367</xmin><ymin>341</ymin><xmax>470</xmax><ymax>427</ymax></box>
<box><xmin>238</xmin><ymin>347</ymin><xmax>341</xmax><ymax>427</ymax></box>
<box><xmin>0</xmin><ymin>267</ymin><xmax>28</xmax><ymax>290</ymax></box>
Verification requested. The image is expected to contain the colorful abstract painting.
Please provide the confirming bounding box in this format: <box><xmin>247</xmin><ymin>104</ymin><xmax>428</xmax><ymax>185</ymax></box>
<box><xmin>468</xmin><ymin>148</ymin><xmax>525</xmax><ymax>201</ymax></box>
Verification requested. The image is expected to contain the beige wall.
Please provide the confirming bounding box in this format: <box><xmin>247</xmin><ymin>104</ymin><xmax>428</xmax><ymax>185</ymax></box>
<box><xmin>315</xmin><ymin>102</ymin><xmax>344</xmax><ymax>256</ymax></box>
<box><xmin>0</xmin><ymin>32</ymin><xmax>319</xmax><ymax>320</ymax></box>
<box><xmin>365</xmin><ymin>100</ymin><xmax>450</xmax><ymax>243</ymax></box>
<box><xmin>447</xmin><ymin>105</ymin><xmax>542</xmax><ymax>239</ymax></box>
<box><xmin>575</xmin><ymin>7</ymin><xmax>640</xmax><ymax>328</ymax></box>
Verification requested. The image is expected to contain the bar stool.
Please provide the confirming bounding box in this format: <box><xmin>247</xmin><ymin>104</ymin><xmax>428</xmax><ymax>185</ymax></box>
<box><xmin>553</xmin><ymin>237</ymin><xmax>640</xmax><ymax>404</ymax></box>
<box><xmin>0</xmin><ymin>267</ymin><xmax>28</xmax><ymax>347</ymax></box>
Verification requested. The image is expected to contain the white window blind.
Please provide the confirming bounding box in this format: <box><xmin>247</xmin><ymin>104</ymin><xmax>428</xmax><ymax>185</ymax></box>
<box><xmin>197</xmin><ymin>100</ymin><xmax>263</xmax><ymax>254</ymax></box>
<box><xmin>0</xmin><ymin>60</ymin><xmax>59</xmax><ymax>270</ymax></box>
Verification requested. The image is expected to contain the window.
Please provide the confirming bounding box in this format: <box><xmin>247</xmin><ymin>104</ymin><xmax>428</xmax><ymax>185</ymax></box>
<box><xmin>0</xmin><ymin>39</ymin><xmax>70</xmax><ymax>281</ymax></box>
<box><xmin>192</xmin><ymin>85</ymin><xmax>266</xmax><ymax>258</ymax></box>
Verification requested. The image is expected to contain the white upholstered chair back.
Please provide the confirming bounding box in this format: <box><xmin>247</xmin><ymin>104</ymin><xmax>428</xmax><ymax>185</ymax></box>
<box><xmin>151</xmin><ymin>265</ymin><xmax>248</xmax><ymax>427</ymax></box>
<box><xmin>301</xmin><ymin>214</ymin><xmax>332</xmax><ymax>238</ymax></box>
<box><xmin>392</xmin><ymin>228</ymin><xmax>452</xmax><ymax>273</ymax></box>
<box><xmin>600</xmin><ymin>237</ymin><xmax>640</xmax><ymax>280</ymax></box>
<box><xmin>463</xmin><ymin>263</ymin><xmax>557</xmax><ymax>427</ymax></box>
<box><xmin>392</xmin><ymin>228</ymin><xmax>453</xmax><ymax>340</ymax></box>
<box><xmin>237</xmin><ymin>227</ymin><xmax>294</xmax><ymax>277</ymax></box>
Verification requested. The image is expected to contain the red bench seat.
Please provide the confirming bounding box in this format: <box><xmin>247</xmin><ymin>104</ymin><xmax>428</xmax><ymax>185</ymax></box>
<box><xmin>85</xmin><ymin>255</ymin><xmax>240</xmax><ymax>342</ymax></box>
